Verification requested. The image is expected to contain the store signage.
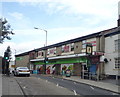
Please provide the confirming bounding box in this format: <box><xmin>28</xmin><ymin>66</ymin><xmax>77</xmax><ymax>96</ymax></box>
<box><xmin>86</xmin><ymin>44</ymin><xmax>92</xmax><ymax>55</ymax></box>
<box><xmin>93</xmin><ymin>52</ymin><xmax>104</xmax><ymax>55</ymax></box>
<box><xmin>87</xmin><ymin>41</ymin><xmax>96</xmax><ymax>46</ymax></box>
<box><xmin>16</xmin><ymin>57</ymin><xmax>23</xmax><ymax>60</ymax></box>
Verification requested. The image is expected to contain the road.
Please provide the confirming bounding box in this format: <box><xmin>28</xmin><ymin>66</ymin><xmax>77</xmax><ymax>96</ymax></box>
<box><xmin>14</xmin><ymin>75</ymin><xmax>74</xmax><ymax>95</ymax></box>
<box><xmin>34</xmin><ymin>75</ymin><xmax>119</xmax><ymax>96</ymax></box>
<box><xmin>8</xmin><ymin>74</ymin><xmax>119</xmax><ymax>96</ymax></box>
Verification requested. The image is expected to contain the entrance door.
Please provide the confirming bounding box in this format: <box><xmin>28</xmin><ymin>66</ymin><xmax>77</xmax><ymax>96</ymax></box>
<box><xmin>81</xmin><ymin>63</ymin><xmax>88</xmax><ymax>79</ymax></box>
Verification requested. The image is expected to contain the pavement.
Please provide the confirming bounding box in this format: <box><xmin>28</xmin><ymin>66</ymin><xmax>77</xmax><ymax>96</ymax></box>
<box><xmin>2</xmin><ymin>74</ymin><xmax>23</xmax><ymax>95</ymax></box>
<box><xmin>62</xmin><ymin>76</ymin><xmax>120</xmax><ymax>93</ymax></box>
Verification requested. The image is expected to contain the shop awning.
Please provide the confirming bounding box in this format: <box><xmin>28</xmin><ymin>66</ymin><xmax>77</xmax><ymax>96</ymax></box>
<box><xmin>30</xmin><ymin>53</ymin><xmax>86</xmax><ymax>62</ymax></box>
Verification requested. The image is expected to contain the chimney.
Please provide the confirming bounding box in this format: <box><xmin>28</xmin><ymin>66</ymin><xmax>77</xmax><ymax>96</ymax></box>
<box><xmin>118</xmin><ymin>1</ymin><xmax>120</xmax><ymax>27</ymax></box>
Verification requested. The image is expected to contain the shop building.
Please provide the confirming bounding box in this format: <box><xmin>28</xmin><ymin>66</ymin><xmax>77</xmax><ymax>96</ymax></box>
<box><xmin>30</xmin><ymin>27</ymin><xmax>116</xmax><ymax>80</ymax></box>
<box><xmin>14</xmin><ymin>27</ymin><xmax>117</xmax><ymax>80</ymax></box>
<box><xmin>15</xmin><ymin>52</ymin><xmax>30</xmax><ymax>68</ymax></box>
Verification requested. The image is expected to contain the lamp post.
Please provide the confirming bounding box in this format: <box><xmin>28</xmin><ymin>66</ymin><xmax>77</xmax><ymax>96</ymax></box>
<box><xmin>34</xmin><ymin>27</ymin><xmax>48</xmax><ymax>74</ymax></box>
<box><xmin>34</xmin><ymin>27</ymin><xmax>47</xmax><ymax>47</ymax></box>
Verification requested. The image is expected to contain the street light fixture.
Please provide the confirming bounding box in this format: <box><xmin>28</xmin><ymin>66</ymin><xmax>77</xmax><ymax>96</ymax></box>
<box><xmin>34</xmin><ymin>27</ymin><xmax>48</xmax><ymax>74</ymax></box>
<box><xmin>34</xmin><ymin>27</ymin><xmax>47</xmax><ymax>46</ymax></box>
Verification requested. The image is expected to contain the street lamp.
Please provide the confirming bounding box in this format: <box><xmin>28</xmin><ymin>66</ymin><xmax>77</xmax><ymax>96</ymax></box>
<box><xmin>34</xmin><ymin>27</ymin><xmax>47</xmax><ymax>47</ymax></box>
<box><xmin>34</xmin><ymin>27</ymin><xmax>48</xmax><ymax>74</ymax></box>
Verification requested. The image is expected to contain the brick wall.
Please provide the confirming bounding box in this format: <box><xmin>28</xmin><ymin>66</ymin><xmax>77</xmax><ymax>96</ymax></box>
<box><xmin>16</xmin><ymin>55</ymin><xmax>30</xmax><ymax>68</ymax></box>
<box><xmin>74</xmin><ymin>42</ymin><xmax>82</xmax><ymax>54</ymax></box>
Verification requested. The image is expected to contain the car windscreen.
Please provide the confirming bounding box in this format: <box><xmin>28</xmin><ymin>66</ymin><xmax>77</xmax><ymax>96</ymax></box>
<box><xmin>18</xmin><ymin>67</ymin><xmax>28</xmax><ymax>69</ymax></box>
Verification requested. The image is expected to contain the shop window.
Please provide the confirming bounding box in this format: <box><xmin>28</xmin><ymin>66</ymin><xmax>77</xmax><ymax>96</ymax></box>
<box><xmin>115</xmin><ymin>58</ymin><xmax>120</xmax><ymax>69</ymax></box>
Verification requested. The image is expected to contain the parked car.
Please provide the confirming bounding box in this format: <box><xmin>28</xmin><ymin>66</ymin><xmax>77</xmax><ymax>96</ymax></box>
<box><xmin>14</xmin><ymin>67</ymin><xmax>30</xmax><ymax>77</ymax></box>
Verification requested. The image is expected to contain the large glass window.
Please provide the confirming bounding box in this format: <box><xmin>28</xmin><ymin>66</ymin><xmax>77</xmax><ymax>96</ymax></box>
<box><xmin>115</xmin><ymin>58</ymin><xmax>120</xmax><ymax>69</ymax></box>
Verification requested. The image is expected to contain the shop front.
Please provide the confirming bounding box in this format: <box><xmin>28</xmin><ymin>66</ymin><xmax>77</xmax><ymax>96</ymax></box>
<box><xmin>30</xmin><ymin>53</ymin><xmax>103</xmax><ymax>80</ymax></box>
<box><xmin>31</xmin><ymin>55</ymin><xmax>87</xmax><ymax>76</ymax></box>
<box><xmin>86</xmin><ymin>55</ymin><xmax>100</xmax><ymax>80</ymax></box>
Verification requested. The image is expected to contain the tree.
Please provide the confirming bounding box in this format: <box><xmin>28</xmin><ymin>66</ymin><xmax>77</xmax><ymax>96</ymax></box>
<box><xmin>0</xmin><ymin>18</ymin><xmax>14</xmax><ymax>43</ymax></box>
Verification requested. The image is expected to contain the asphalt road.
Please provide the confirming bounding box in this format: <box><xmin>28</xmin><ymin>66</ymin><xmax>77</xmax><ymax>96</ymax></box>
<box><xmin>34</xmin><ymin>75</ymin><xmax>119</xmax><ymax>96</ymax></box>
<box><xmin>14</xmin><ymin>75</ymin><xmax>75</xmax><ymax>95</ymax></box>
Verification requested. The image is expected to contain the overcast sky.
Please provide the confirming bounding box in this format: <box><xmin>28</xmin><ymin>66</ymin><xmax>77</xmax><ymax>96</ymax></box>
<box><xmin>0</xmin><ymin>0</ymin><xmax>119</xmax><ymax>58</ymax></box>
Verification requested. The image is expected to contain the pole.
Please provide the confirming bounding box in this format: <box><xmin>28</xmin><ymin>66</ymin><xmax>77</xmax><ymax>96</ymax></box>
<box><xmin>43</xmin><ymin>30</ymin><xmax>47</xmax><ymax>74</ymax></box>
<box><xmin>45</xmin><ymin>30</ymin><xmax>47</xmax><ymax>74</ymax></box>
<box><xmin>45</xmin><ymin>30</ymin><xmax>47</xmax><ymax>47</ymax></box>
<box><xmin>34</xmin><ymin>27</ymin><xmax>47</xmax><ymax>74</ymax></box>
<box><xmin>14</xmin><ymin>49</ymin><xmax>16</xmax><ymax>67</ymax></box>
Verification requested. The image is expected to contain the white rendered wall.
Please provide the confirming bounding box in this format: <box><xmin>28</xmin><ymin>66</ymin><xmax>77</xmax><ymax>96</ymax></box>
<box><xmin>105</xmin><ymin>34</ymin><xmax>119</xmax><ymax>76</ymax></box>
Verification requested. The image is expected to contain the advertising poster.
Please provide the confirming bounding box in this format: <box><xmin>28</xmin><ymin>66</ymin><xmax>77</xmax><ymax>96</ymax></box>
<box><xmin>46</xmin><ymin>65</ymin><xmax>53</xmax><ymax>74</ymax></box>
<box><xmin>36</xmin><ymin>65</ymin><xmax>43</xmax><ymax>74</ymax></box>
<box><xmin>61</xmin><ymin>64</ymin><xmax>73</xmax><ymax>75</ymax></box>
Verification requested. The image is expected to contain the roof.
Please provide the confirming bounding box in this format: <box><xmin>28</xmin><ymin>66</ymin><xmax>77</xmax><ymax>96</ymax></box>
<box><xmin>15</xmin><ymin>52</ymin><xmax>29</xmax><ymax>57</ymax></box>
<box><xmin>16</xmin><ymin>27</ymin><xmax>117</xmax><ymax>56</ymax></box>
<box><xmin>104</xmin><ymin>29</ymin><xmax>120</xmax><ymax>37</ymax></box>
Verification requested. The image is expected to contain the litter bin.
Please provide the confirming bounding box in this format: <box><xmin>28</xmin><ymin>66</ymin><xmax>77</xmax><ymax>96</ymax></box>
<box><xmin>66</xmin><ymin>70</ymin><xmax>71</xmax><ymax>77</ymax></box>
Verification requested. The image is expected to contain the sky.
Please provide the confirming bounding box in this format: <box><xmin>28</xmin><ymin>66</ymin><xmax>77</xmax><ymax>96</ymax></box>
<box><xmin>0</xmin><ymin>0</ymin><xmax>120</xmax><ymax>59</ymax></box>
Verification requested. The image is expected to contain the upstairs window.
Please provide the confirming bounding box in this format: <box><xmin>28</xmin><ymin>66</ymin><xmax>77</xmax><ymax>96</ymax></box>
<box><xmin>71</xmin><ymin>43</ymin><xmax>74</xmax><ymax>51</ymax></box>
<box><xmin>62</xmin><ymin>45</ymin><xmax>70</xmax><ymax>53</ymax></box>
<box><xmin>82</xmin><ymin>40</ymin><xmax>86</xmax><ymax>49</ymax></box>
<box><xmin>38</xmin><ymin>51</ymin><xmax>44</xmax><ymax>57</ymax></box>
<box><xmin>115</xmin><ymin>39</ymin><xmax>120</xmax><ymax>51</ymax></box>
<box><xmin>115</xmin><ymin>58</ymin><xmax>120</xmax><ymax>69</ymax></box>
<box><xmin>47</xmin><ymin>48</ymin><xmax>56</xmax><ymax>55</ymax></box>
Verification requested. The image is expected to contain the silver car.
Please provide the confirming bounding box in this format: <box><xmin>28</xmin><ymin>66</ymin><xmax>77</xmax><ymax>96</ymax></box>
<box><xmin>14</xmin><ymin>67</ymin><xmax>30</xmax><ymax>77</ymax></box>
